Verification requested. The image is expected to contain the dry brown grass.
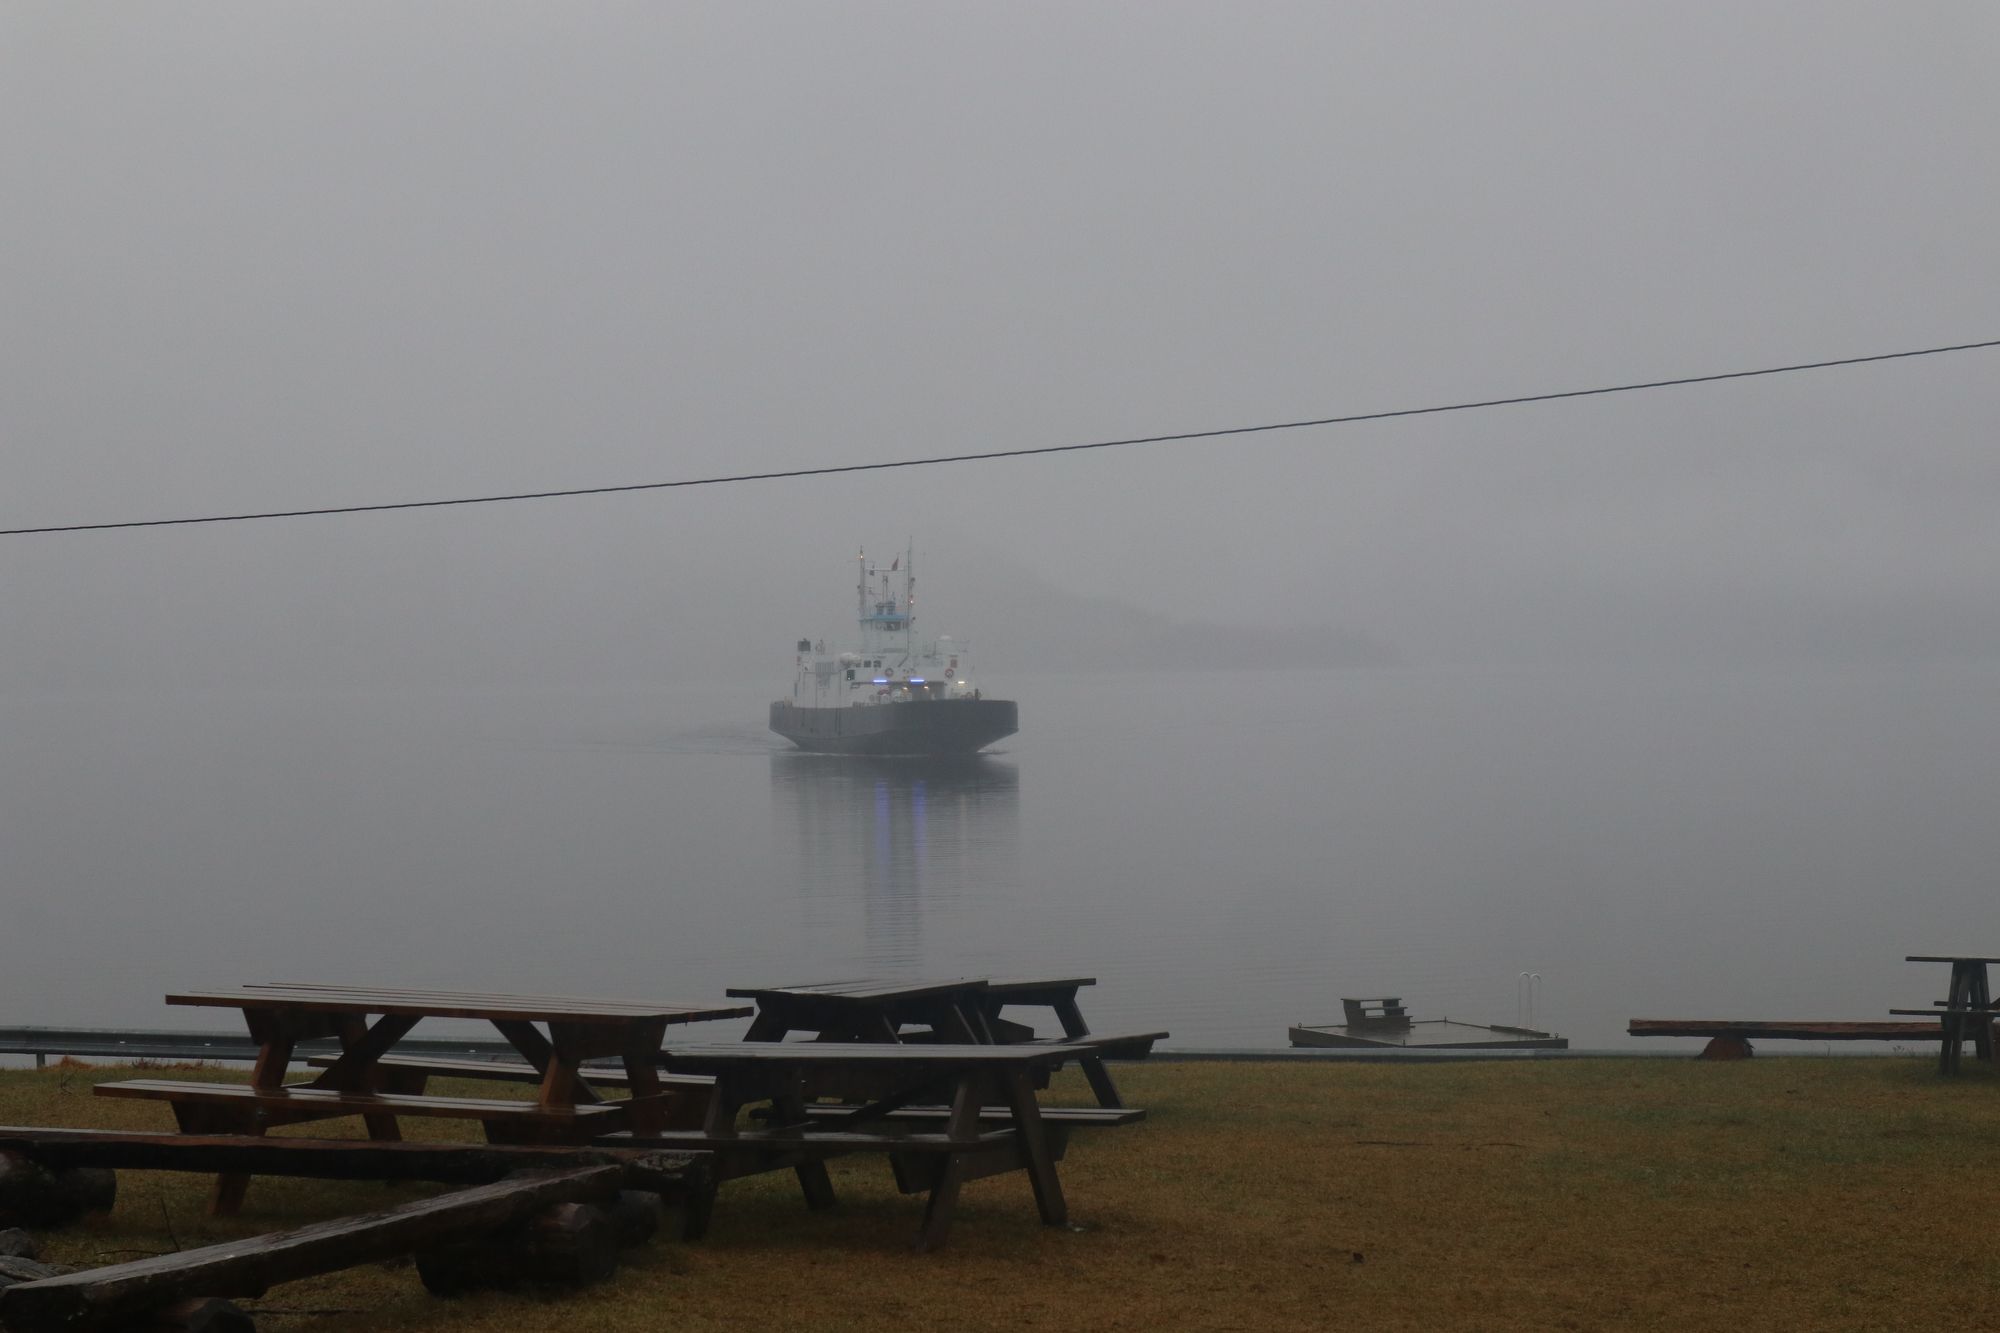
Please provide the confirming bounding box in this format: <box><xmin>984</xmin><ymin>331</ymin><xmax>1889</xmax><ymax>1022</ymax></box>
<box><xmin>5</xmin><ymin>1056</ymin><xmax>1999</xmax><ymax>1331</ymax></box>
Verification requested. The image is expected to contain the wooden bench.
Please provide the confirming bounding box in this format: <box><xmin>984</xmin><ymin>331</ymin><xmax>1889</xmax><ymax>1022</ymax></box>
<box><xmin>94</xmin><ymin>1079</ymin><xmax>641</xmax><ymax>1144</ymax></box>
<box><xmin>1627</xmin><ymin>1019</ymin><xmax>1946</xmax><ymax>1060</ymax></box>
<box><xmin>305</xmin><ymin>1053</ymin><xmax>716</xmax><ymax>1097</ymax></box>
<box><xmin>0</xmin><ymin>1124</ymin><xmax>708</xmax><ymax>1194</ymax></box>
<box><xmin>599</xmin><ymin>1124</ymin><xmax>1072</xmax><ymax>1208</ymax></box>
<box><xmin>903</xmin><ymin>1029</ymin><xmax>1165</xmax><ymax>1060</ymax></box>
<box><xmin>761</xmin><ymin>1103</ymin><xmax>1144</xmax><ymax>1130</ymax></box>
<box><xmin>0</xmin><ymin>1123</ymin><xmax>717</xmax><ymax>1243</ymax></box>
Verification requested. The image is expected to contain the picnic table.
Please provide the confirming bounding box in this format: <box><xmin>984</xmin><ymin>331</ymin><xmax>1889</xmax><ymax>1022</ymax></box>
<box><xmin>725</xmin><ymin>975</ymin><xmax>1154</xmax><ymax>1107</ymax></box>
<box><xmin>616</xmin><ymin>1040</ymin><xmax>1127</xmax><ymax>1249</ymax></box>
<box><xmin>95</xmin><ymin>983</ymin><xmax>751</xmax><ymax>1213</ymax></box>
<box><xmin>730</xmin><ymin>977</ymin><xmax>996</xmax><ymax>1043</ymax></box>
<box><xmin>1896</xmin><ymin>955</ymin><xmax>2000</xmax><ymax>1074</ymax></box>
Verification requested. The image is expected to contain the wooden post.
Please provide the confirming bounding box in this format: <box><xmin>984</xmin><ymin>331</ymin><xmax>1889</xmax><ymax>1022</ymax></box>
<box><xmin>133</xmin><ymin>1297</ymin><xmax>256</xmax><ymax>1332</ymax></box>
<box><xmin>415</xmin><ymin>1201</ymin><xmax>619</xmax><ymax>1294</ymax></box>
<box><xmin>1698</xmin><ymin>1036</ymin><xmax>1755</xmax><ymax>1060</ymax></box>
<box><xmin>603</xmin><ymin>1190</ymin><xmax>663</xmax><ymax>1248</ymax></box>
<box><xmin>0</xmin><ymin>1152</ymin><xmax>116</xmax><ymax>1228</ymax></box>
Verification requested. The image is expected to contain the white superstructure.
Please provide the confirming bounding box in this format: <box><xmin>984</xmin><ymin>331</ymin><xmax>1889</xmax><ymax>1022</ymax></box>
<box><xmin>789</xmin><ymin>545</ymin><xmax>988</xmax><ymax>709</ymax></box>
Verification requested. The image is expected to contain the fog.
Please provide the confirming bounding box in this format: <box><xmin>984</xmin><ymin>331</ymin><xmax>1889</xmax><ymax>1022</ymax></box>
<box><xmin>2</xmin><ymin>4</ymin><xmax>1995</xmax><ymax>690</ymax></box>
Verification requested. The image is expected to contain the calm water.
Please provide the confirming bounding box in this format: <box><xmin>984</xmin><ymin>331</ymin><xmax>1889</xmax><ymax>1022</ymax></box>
<box><xmin>5</xmin><ymin>666</ymin><xmax>1998</xmax><ymax>1048</ymax></box>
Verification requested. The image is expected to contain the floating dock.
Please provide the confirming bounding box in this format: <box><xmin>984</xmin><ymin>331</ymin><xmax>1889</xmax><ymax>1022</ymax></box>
<box><xmin>1289</xmin><ymin>996</ymin><xmax>1567</xmax><ymax>1051</ymax></box>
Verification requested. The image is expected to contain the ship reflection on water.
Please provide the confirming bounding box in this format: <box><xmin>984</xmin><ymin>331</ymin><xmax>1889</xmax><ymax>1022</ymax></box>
<box><xmin>768</xmin><ymin>754</ymin><xmax>1020</xmax><ymax>971</ymax></box>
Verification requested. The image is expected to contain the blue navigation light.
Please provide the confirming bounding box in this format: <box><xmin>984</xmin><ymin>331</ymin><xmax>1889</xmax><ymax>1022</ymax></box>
<box><xmin>872</xmin><ymin>678</ymin><xmax>889</xmax><ymax>684</ymax></box>
<box><xmin>909</xmin><ymin>677</ymin><xmax>926</xmax><ymax>683</ymax></box>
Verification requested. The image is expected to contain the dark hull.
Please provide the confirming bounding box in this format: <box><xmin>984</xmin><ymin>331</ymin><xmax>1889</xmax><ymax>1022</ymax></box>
<box><xmin>769</xmin><ymin>698</ymin><xmax>1018</xmax><ymax>756</ymax></box>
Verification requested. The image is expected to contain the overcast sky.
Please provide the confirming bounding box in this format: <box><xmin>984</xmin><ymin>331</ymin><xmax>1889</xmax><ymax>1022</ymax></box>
<box><xmin>4</xmin><ymin>3</ymin><xmax>1997</xmax><ymax>686</ymax></box>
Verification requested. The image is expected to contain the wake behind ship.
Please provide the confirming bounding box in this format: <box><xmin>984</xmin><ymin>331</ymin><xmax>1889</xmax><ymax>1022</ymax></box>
<box><xmin>770</xmin><ymin>547</ymin><xmax>1017</xmax><ymax>757</ymax></box>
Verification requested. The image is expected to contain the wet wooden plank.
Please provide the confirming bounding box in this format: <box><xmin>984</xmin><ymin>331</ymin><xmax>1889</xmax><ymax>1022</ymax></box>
<box><xmin>660</xmin><ymin>1041</ymin><xmax>1089</xmax><ymax>1070</ymax></box>
<box><xmin>93</xmin><ymin>1080</ymin><xmax>632</xmax><ymax>1125</ymax></box>
<box><xmin>166</xmin><ymin>988</ymin><xmax>751</xmax><ymax>1025</ymax></box>
<box><xmin>726</xmin><ymin>978</ymin><xmax>988</xmax><ymax>1003</ymax></box>
<box><xmin>0</xmin><ymin>1127</ymin><xmax>707</xmax><ymax>1194</ymax></box>
<box><xmin>1628</xmin><ymin>1020</ymin><xmax>1943</xmax><ymax>1039</ymax></box>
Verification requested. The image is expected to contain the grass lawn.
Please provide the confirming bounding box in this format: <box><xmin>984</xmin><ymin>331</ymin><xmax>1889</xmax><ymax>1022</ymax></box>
<box><xmin>3</xmin><ymin>1056</ymin><xmax>1997</xmax><ymax>1330</ymax></box>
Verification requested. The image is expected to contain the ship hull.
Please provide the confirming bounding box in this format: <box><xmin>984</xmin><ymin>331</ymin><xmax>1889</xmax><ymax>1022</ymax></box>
<box><xmin>769</xmin><ymin>698</ymin><xmax>1018</xmax><ymax>756</ymax></box>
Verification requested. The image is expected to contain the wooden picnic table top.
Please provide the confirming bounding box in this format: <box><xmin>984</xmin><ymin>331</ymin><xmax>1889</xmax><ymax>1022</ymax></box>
<box><xmin>724</xmin><ymin>978</ymin><xmax>990</xmax><ymax>1003</ymax></box>
<box><xmin>167</xmin><ymin>984</ymin><xmax>752</xmax><ymax>1026</ymax></box>
<box><xmin>725</xmin><ymin>976</ymin><xmax>1097</xmax><ymax>1005</ymax></box>
<box><xmin>659</xmin><ymin>1041</ymin><xmax>1092</xmax><ymax>1074</ymax></box>
<box><xmin>1906</xmin><ymin>955</ymin><xmax>2000</xmax><ymax>965</ymax></box>
<box><xmin>984</xmin><ymin>976</ymin><xmax>1096</xmax><ymax>995</ymax></box>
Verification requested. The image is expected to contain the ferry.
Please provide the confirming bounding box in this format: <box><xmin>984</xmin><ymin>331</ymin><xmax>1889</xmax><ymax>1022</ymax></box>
<box><xmin>770</xmin><ymin>547</ymin><xmax>1018</xmax><ymax>756</ymax></box>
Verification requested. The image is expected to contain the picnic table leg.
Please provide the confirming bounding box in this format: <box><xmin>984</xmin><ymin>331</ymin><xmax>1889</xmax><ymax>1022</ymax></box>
<box><xmin>169</xmin><ymin>1102</ymin><xmax>264</xmax><ymax>1217</ymax></box>
<box><xmin>923</xmin><ymin>1000</ymin><xmax>981</xmax><ymax>1044</ymax></box>
<box><xmin>614</xmin><ymin>1019</ymin><xmax>673</xmax><ymax>1135</ymax></box>
<box><xmin>490</xmin><ymin>1021</ymin><xmax>605</xmax><ymax>1105</ymax></box>
<box><xmin>1052</xmin><ymin>995</ymin><xmax>1123</xmax><ymax>1109</ymax></box>
<box><xmin>961</xmin><ymin>999</ymin><xmax>997</xmax><ymax>1044</ymax></box>
<box><xmin>1937</xmin><ymin>964</ymin><xmax>1986</xmax><ymax>1075</ymax></box>
<box><xmin>916</xmin><ymin>1075</ymin><xmax>981</xmax><ymax>1251</ymax></box>
<box><xmin>316</xmin><ymin>1013</ymin><xmax>421</xmax><ymax>1144</ymax></box>
<box><xmin>768</xmin><ymin>1088</ymin><xmax>838</xmax><ymax>1210</ymax></box>
<box><xmin>1972</xmin><ymin>965</ymin><xmax>1995</xmax><ymax>1064</ymax></box>
<box><xmin>1000</xmin><ymin>1068</ymin><xmax>1067</xmax><ymax>1227</ymax></box>
<box><xmin>1939</xmin><ymin>1012</ymin><xmax>1963</xmax><ymax>1075</ymax></box>
<box><xmin>208</xmin><ymin>1016</ymin><xmax>298</xmax><ymax>1216</ymax></box>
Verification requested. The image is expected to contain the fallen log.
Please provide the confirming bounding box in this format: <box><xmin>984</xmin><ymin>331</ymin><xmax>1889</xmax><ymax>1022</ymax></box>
<box><xmin>0</xmin><ymin>1166</ymin><xmax>622</xmax><ymax>1332</ymax></box>
<box><xmin>416</xmin><ymin>1200</ymin><xmax>619</xmax><ymax>1294</ymax></box>
<box><xmin>0</xmin><ymin>1151</ymin><xmax>116</xmax><ymax>1228</ymax></box>
<box><xmin>603</xmin><ymin>1190</ymin><xmax>664</xmax><ymax>1248</ymax></box>
<box><xmin>130</xmin><ymin>1297</ymin><xmax>256</xmax><ymax>1332</ymax></box>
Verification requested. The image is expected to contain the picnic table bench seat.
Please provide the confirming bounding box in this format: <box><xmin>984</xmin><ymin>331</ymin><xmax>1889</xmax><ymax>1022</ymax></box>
<box><xmin>599</xmin><ymin>1123</ymin><xmax>1075</xmax><ymax>1209</ymax></box>
<box><xmin>93</xmin><ymin>1078</ymin><xmax>642</xmax><ymax>1143</ymax></box>
<box><xmin>753</xmin><ymin>1103</ymin><xmax>1145</xmax><ymax>1128</ymax></box>
<box><xmin>1886</xmin><ymin>1008</ymin><xmax>2000</xmax><ymax>1018</ymax></box>
<box><xmin>900</xmin><ymin>1028</ymin><xmax>1166</xmax><ymax>1058</ymax></box>
<box><xmin>1016</xmin><ymin>1030</ymin><xmax>1165</xmax><ymax>1060</ymax></box>
<box><xmin>304</xmin><ymin>1052</ymin><xmax>717</xmax><ymax>1095</ymax></box>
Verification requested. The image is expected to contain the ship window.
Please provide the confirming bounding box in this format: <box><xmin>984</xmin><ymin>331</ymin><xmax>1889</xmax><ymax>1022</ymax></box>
<box><xmin>845</xmin><ymin>669</ymin><xmax>855</xmax><ymax>681</ymax></box>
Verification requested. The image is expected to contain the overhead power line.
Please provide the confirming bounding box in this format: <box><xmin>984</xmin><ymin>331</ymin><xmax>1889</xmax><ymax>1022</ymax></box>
<box><xmin>4</xmin><ymin>336</ymin><xmax>1996</xmax><ymax>537</ymax></box>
